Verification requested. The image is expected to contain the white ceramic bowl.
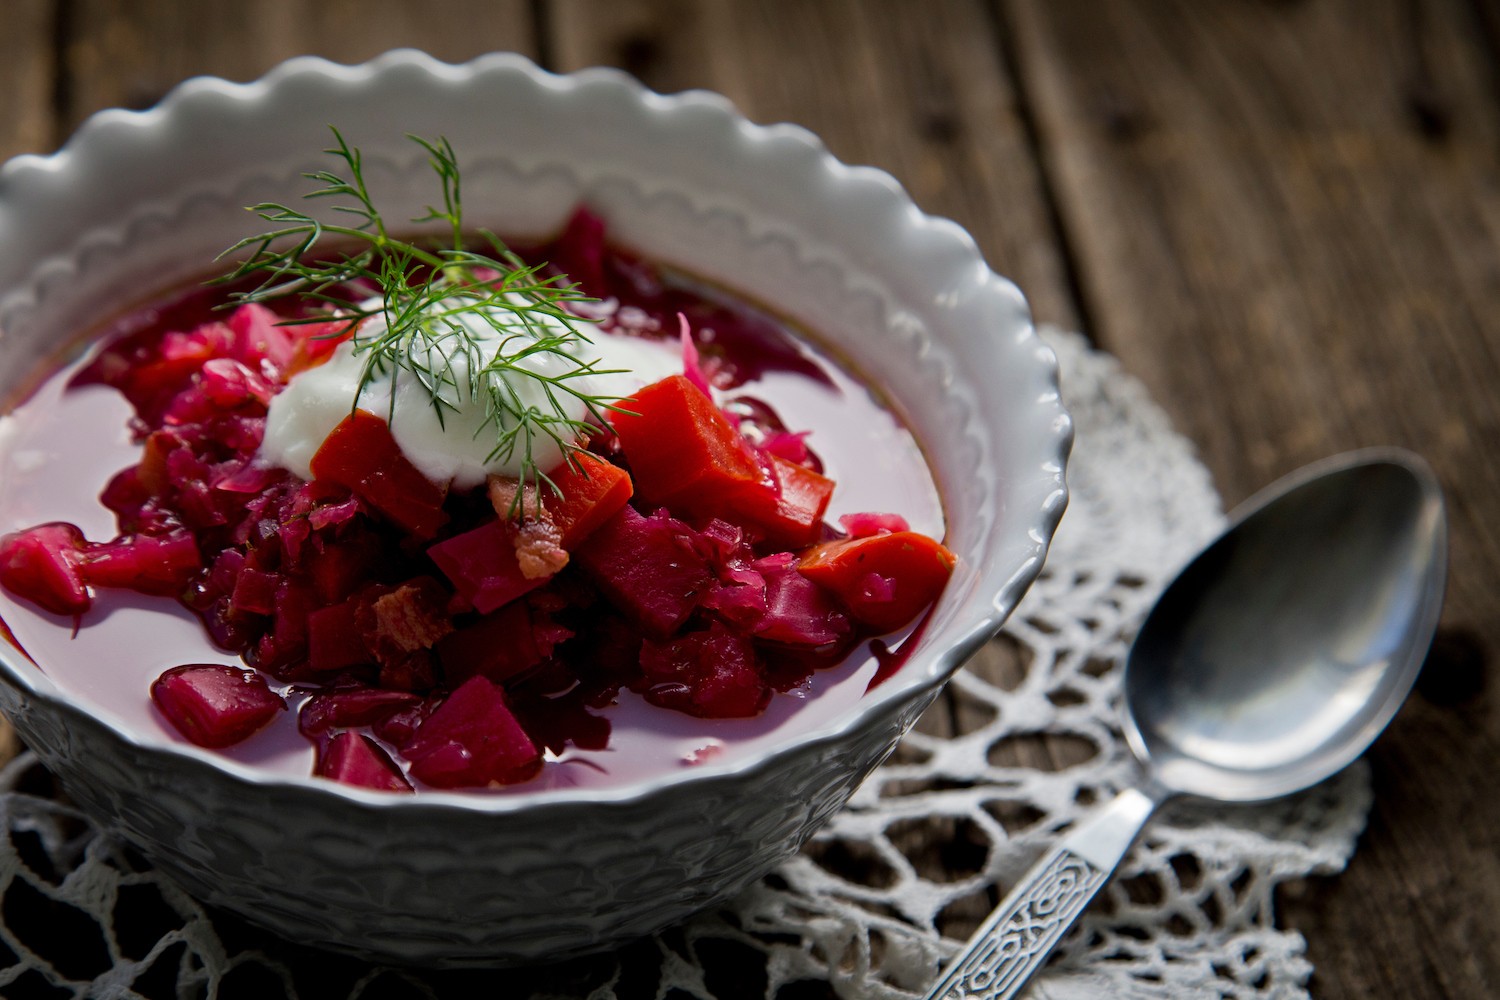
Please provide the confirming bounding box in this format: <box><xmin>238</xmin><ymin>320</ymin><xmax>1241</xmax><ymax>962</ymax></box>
<box><xmin>0</xmin><ymin>51</ymin><xmax>1069</xmax><ymax>965</ymax></box>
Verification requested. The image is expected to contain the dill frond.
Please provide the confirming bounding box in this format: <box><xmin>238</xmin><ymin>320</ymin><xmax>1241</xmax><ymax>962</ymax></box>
<box><xmin>218</xmin><ymin>127</ymin><xmax>623</xmax><ymax>504</ymax></box>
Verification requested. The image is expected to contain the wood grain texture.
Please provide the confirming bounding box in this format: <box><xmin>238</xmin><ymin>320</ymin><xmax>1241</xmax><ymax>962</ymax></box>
<box><xmin>1003</xmin><ymin>0</ymin><xmax>1500</xmax><ymax>996</ymax></box>
<box><xmin>58</xmin><ymin>0</ymin><xmax>537</xmax><ymax>135</ymax></box>
<box><xmin>549</xmin><ymin>0</ymin><xmax>1079</xmax><ymax>329</ymax></box>
<box><xmin>0</xmin><ymin>0</ymin><xmax>56</xmax><ymax>159</ymax></box>
<box><xmin>0</xmin><ymin>0</ymin><xmax>56</xmax><ymax>764</ymax></box>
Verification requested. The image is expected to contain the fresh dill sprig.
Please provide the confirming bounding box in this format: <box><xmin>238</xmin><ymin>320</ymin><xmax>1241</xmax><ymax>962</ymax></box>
<box><xmin>217</xmin><ymin>127</ymin><xmax>622</xmax><ymax>511</ymax></box>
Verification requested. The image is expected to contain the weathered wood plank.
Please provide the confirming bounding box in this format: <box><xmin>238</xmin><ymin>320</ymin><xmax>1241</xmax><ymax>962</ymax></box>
<box><xmin>0</xmin><ymin>0</ymin><xmax>55</xmax><ymax>159</ymax></box>
<box><xmin>59</xmin><ymin>0</ymin><xmax>537</xmax><ymax>135</ymax></box>
<box><xmin>0</xmin><ymin>0</ymin><xmax>58</xmax><ymax>763</ymax></box>
<box><xmin>1004</xmin><ymin>0</ymin><xmax>1500</xmax><ymax>996</ymax></box>
<box><xmin>549</xmin><ymin>0</ymin><xmax>1079</xmax><ymax>330</ymax></box>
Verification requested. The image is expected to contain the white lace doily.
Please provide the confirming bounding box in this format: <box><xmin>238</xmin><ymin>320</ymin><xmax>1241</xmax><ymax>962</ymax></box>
<box><xmin>0</xmin><ymin>330</ymin><xmax>1371</xmax><ymax>1000</ymax></box>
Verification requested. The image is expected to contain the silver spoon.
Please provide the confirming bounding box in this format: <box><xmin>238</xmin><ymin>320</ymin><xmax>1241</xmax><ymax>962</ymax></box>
<box><xmin>925</xmin><ymin>448</ymin><xmax>1447</xmax><ymax>1000</ymax></box>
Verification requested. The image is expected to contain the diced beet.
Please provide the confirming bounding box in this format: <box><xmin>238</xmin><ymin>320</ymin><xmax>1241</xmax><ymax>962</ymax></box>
<box><xmin>229</xmin><ymin>566</ymin><xmax>280</xmax><ymax>616</ymax></box>
<box><xmin>574</xmin><ymin>506</ymin><xmax>712</xmax><ymax>638</ymax></box>
<box><xmin>200</xmin><ymin>595</ymin><xmax>259</xmax><ymax>652</ymax></box>
<box><xmin>639</xmin><ymin>622</ymin><xmax>769</xmax><ymax>718</ymax></box>
<box><xmin>163</xmin><ymin>451</ymin><xmax>226</xmax><ymax>529</ymax></box>
<box><xmin>279</xmin><ymin>517</ymin><xmax>313</xmax><ymax>568</ymax></box>
<box><xmin>310</xmin><ymin>410</ymin><xmax>448</xmax><ymax>539</ymax></box>
<box><xmin>0</xmin><ymin>523</ymin><xmax>90</xmax><ymax>615</ymax></box>
<box><xmin>241</xmin><ymin>522</ymin><xmax>281</xmax><ymax>572</ymax></box>
<box><xmin>435</xmin><ymin>602</ymin><xmax>543</xmax><ymax>686</ymax></box>
<box><xmin>102</xmin><ymin>336</ymin><xmax>217</xmax><ymax>422</ymax></box>
<box><xmin>403</xmin><ymin>676</ymin><xmax>541</xmax><ymax>788</ymax></box>
<box><xmin>693</xmin><ymin>654</ymin><xmax>772</xmax><ymax>718</ymax></box>
<box><xmin>303</xmin><ymin>528</ymin><xmax>380</xmax><ymax>604</ymax></box>
<box><xmin>298</xmin><ymin>687</ymin><xmax>422</xmax><ymax>737</ymax></box>
<box><xmin>306</xmin><ymin>599</ymin><xmax>371</xmax><ymax>673</ymax></box>
<box><xmin>428</xmin><ymin>518</ymin><xmax>541</xmax><ymax>614</ymax></box>
<box><xmin>372</xmin><ymin>698</ymin><xmax>438</xmax><ymax>746</ymax></box>
<box><xmin>509</xmin><ymin>656</ymin><xmax>579</xmax><ymax>697</ymax></box>
<box><xmin>315</xmin><ymin>731</ymin><xmax>413</xmax><ymax>792</ymax></box>
<box><xmin>253</xmin><ymin>578</ymin><xmax>315</xmax><ymax>676</ymax></box>
<box><xmin>100</xmin><ymin>466</ymin><xmax>150</xmax><ymax>522</ymax></box>
<box><xmin>150</xmin><ymin>664</ymin><xmax>285</xmax><ymax>748</ymax></box>
<box><xmin>530</xmin><ymin>614</ymin><xmax>575</xmax><ymax>657</ymax></box>
<box><xmin>377</xmin><ymin>651</ymin><xmax>438</xmax><ymax>693</ymax></box>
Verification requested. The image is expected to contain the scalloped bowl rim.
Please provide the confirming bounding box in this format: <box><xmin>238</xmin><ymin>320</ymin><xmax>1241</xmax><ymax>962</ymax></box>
<box><xmin>0</xmin><ymin>50</ymin><xmax>1071</xmax><ymax>815</ymax></box>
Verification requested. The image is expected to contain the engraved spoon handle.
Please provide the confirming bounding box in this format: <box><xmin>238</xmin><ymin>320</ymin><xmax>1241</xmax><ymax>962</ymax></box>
<box><xmin>923</xmin><ymin>787</ymin><xmax>1159</xmax><ymax>1000</ymax></box>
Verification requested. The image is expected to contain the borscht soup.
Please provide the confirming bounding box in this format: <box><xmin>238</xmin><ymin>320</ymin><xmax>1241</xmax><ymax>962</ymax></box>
<box><xmin>0</xmin><ymin>135</ymin><xmax>952</xmax><ymax>794</ymax></box>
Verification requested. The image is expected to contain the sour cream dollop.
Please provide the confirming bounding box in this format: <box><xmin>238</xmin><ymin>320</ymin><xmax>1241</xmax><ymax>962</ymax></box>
<box><xmin>260</xmin><ymin>303</ymin><xmax>678</xmax><ymax>489</ymax></box>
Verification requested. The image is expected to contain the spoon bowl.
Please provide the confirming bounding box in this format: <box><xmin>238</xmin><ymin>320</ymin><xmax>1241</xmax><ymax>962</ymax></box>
<box><xmin>927</xmin><ymin>448</ymin><xmax>1446</xmax><ymax>1000</ymax></box>
<box><xmin>1126</xmin><ymin>449</ymin><xmax>1448</xmax><ymax>802</ymax></box>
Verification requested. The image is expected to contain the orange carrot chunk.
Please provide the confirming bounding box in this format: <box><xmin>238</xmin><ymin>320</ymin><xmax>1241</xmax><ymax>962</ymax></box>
<box><xmin>797</xmin><ymin>531</ymin><xmax>957</xmax><ymax>633</ymax></box>
<box><xmin>546</xmin><ymin>452</ymin><xmax>635</xmax><ymax>548</ymax></box>
<box><xmin>610</xmin><ymin>374</ymin><xmax>763</xmax><ymax>510</ymax></box>
<box><xmin>612</xmin><ymin>375</ymin><xmax>832</xmax><ymax>544</ymax></box>
<box><xmin>746</xmin><ymin>455</ymin><xmax>835</xmax><ymax>548</ymax></box>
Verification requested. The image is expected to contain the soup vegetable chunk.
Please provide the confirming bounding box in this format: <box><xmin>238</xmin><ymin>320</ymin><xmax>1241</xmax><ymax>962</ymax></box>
<box><xmin>0</xmin><ymin>133</ymin><xmax>955</xmax><ymax>792</ymax></box>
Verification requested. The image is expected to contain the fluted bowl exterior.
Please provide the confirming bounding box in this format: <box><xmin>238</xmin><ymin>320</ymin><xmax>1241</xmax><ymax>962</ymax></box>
<box><xmin>0</xmin><ymin>51</ymin><xmax>1069</xmax><ymax>965</ymax></box>
<box><xmin>0</xmin><ymin>676</ymin><xmax>941</xmax><ymax>963</ymax></box>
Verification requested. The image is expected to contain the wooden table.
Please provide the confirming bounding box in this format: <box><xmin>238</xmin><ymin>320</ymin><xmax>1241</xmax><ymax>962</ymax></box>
<box><xmin>2</xmin><ymin>2</ymin><xmax>1496</xmax><ymax>997</ymax></box>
